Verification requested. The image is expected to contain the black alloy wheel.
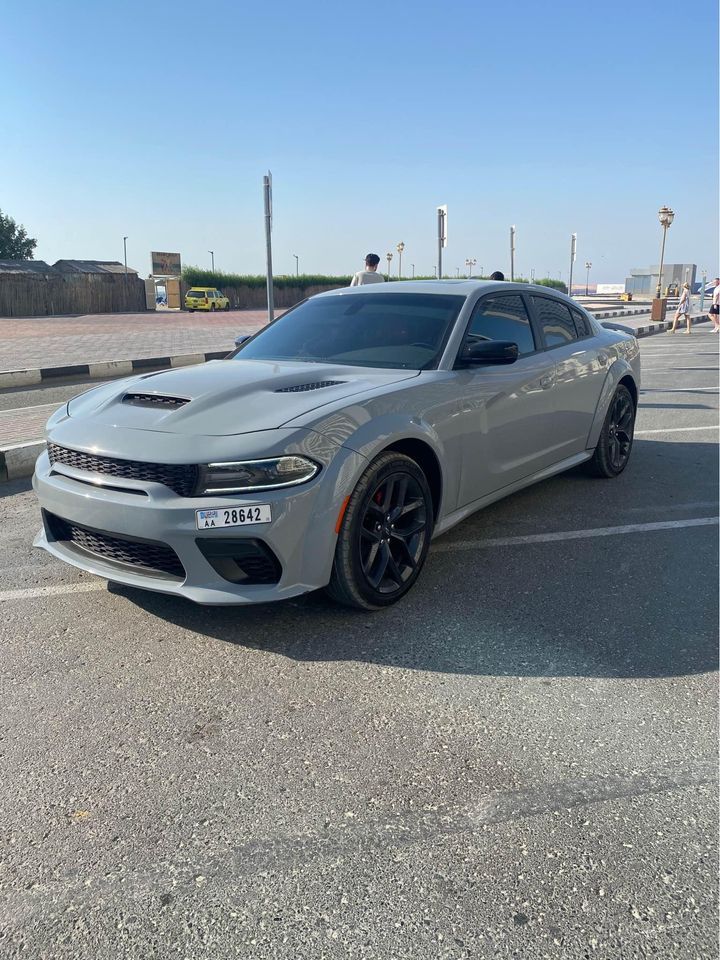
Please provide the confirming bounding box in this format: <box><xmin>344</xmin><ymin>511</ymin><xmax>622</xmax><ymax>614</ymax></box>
<box><xmin>327</xmin><ymin>452</ymin><xmax>434</xmax><ymax>610</ymax></box>
<box><xmin>588</xmin><ymin>383</ymin><xmax>636</xmax><ymax>478</ymax></box>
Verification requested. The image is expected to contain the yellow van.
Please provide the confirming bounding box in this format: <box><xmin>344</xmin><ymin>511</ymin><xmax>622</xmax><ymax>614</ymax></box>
<box><xmin>185</xmin><ymin>287</ymin><xmax>230</xmax><ymax>312</ymax></box>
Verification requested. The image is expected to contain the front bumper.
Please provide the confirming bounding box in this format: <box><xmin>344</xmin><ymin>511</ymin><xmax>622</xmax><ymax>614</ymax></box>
<box><xmin>32</xmin><ymin>437</ymin><xmax>367</xmax><ymax>605</ymax></box>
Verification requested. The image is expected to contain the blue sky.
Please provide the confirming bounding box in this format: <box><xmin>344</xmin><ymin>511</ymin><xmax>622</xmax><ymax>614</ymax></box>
<box><xmin>2</xmin><ymin>0</ymin><xmax>717</xmax><ymax>283</ymax></box>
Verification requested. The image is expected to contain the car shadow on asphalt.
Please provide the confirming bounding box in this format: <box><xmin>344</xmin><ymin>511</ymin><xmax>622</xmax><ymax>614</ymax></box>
<box><xmin>113</xmin><ymin>438</ymin><xmax>719</xmax><ymax>681</ymax></box>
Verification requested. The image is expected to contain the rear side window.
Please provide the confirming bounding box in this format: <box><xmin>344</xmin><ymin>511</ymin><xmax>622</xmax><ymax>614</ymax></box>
<box><xmin>571</xmin><ymin>308</ymin><xmax>592</xmax><ymax>338</ymax></box>
<box><xmin>466</xmin><ymin>294</ymin><xmax>536</xmax><ymax>356</ymax></box>
<box><xmin>532</xmin><ymin>297</ymin><xmax>577</xmax><ymax>347</ymax></box>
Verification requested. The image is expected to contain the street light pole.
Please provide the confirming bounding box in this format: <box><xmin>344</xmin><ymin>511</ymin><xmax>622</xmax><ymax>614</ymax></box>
<box><xmin>584</xmin><ymin>260</ymin><xmax>592</xmax><ymax>296</ymax></box>
<box><xmin>411</xmin><ymin>263</ymin><xmax>415</xmax><ymax>278</ymax></box>
<box><xmin>208</xmin><ymin>250</ymin><xmax>215</xmax><ymax>272</ymax></box>
<box><xmin>700</xmin><ymin>268</ymin><xmax>707</xmax><ymax>312</ymax></box>
<box><xmin>655</xmin><ymin>205</ymin><xmax>675</xmax><ymax>300</ymax></box>
<box><xmin>386</xmin><ymin>252</ymin><xmax>393</xmax><ymax>279</ymax></box>
<box><xmin>397</xmin><ymin>241</ymin><xmax>405</xmax><ymax>279</ymax></box>
<box><xmin>568</xmin><ymin>233</ymin><xmax>577</xmax><ymax>296</ymax></box>
<box><xmin>293</xmin><ymin>254</ymin><xmax>299</xmax><ymax>277</ymax></box>
<box><xmin>510</xmin><ymin>226</ymin><xmax>516</xmax><ymax>281</ymax></box>
<box><xmin>123</xmin><ymin>236</ymin><xmax>128</xmax><ymax>275</ymax></box>
<box><xmin>465</xmin><ymin>257</ymin><xmax>476</xmax><ymax>278</ymax></box>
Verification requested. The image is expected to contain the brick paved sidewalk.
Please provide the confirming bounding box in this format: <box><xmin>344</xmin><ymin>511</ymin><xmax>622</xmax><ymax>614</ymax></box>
<box><xmin>0</xmin><ymin>310</ymin><xmax>271</xmax><ymax>373</ymax></box>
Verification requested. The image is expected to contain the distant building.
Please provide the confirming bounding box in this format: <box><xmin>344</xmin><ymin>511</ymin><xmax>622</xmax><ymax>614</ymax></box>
<box><xmin>625</xmin><ymin>263</ymin><xmax>697</xmax><ymax>296</ymax></box>
<box><xmin>53</xmin><ymin>260</ymin><xmax>138</xmax><ymax>276</ymax></box>
<box><xmin>0</xmin><ymin>259</ymin><xmax>59</xmax><ymax>277</ymax></box>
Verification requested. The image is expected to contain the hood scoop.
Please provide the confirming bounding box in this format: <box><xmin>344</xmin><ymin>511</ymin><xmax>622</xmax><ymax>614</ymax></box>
<box><xmin>122</xmin><ymin>392</ymin><xmax>190</xmax><ymax>409</ymax></box>
<box><xmin>275</xmin><ymin>380</ymin><xmax>344</xmax><ymax>393</ymax></box>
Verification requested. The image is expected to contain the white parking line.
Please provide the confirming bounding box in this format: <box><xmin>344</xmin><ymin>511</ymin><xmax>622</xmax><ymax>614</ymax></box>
<box><xmin>635</xmin><ymin>425</ymin><xmax>719</xmax><ymax>435</ymax></box>
<box><xmin>433</xmin><ymin>517</ymin><xmax>718</xmax><ymax>553</ymax></box>
<box><xmin>0</xmin><ymin>582</ymin><xmax>107</xmax><ymax>602</ymax></box>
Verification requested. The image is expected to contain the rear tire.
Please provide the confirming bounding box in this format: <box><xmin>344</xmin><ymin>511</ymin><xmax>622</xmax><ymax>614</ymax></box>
<box><xmin>587</xmin><ymin>384</ymin><xmax>635</xmax><ymax>478</ymax></box>
<box><xmin>326</xmin><ymin>452</ymin><xmax>434</xmax><ymax>610</ymax></box>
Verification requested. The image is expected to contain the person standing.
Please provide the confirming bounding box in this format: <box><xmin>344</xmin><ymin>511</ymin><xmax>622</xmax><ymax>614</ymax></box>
<box><xmin>350</xmin><ymin>254</ymin><xmax>385</xmax><ymax>286</ymax></box>
<box><xmin>670</xmin><ymin>282</ymin><xmax>693</xmax><ymax>334</ymax></box>
<box><xmin>709</xmin><ymin>277</ymin><xmax>720</xmax><ymax>332</ymax></box>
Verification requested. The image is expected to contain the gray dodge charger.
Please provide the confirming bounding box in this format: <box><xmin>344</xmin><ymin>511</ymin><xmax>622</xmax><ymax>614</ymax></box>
<box><xmin>33</xmin><ymin>281</ymin><xmax>640</xmax><ymax>609</ymax></box>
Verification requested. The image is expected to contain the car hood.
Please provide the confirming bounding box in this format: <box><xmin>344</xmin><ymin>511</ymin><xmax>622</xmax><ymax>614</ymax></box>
<box><xmin>65</xmin><ymin>359</ymin><xmax>420</xmax><ymax>436</ymax></box>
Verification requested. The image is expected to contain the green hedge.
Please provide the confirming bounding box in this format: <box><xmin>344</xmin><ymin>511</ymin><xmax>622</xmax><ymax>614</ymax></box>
<box><xmin>183</xmin><ymin>266</ymin><xmax>568</xmax><ymax>294</ymax></box>
<box><xmin>183</xmin><ymin>267</ymin><xmax>352</xmax><ymax>290</ymax></box>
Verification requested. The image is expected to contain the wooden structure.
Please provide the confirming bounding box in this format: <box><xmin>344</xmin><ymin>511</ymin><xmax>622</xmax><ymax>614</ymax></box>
<box><xmin>0</xmin><ymin>260</ymin><xmax>147</xmax><ymax>317</ymax></box>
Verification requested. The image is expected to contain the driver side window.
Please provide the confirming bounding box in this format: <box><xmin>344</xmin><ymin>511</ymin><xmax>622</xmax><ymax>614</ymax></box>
<box><xmin>465</xmin><ymin>295</ymin><xmax>536</xmax><ymax>356</ymax></box>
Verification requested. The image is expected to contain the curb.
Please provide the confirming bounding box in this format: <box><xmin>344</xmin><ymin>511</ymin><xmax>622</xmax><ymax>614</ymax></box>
<box><xmin>0</xmin><ymin>350</ymin><xmax>231</xmax><ymax>391</ymax></box>
<box><xmin>0</xmin><ymin>440</ymin><xmax>45</xmax><ymax>482</ymax></box>
<box><xmin>0</xmin><ymin>317</ymin><xmax>713</xmax><ymax>483</ymax></box>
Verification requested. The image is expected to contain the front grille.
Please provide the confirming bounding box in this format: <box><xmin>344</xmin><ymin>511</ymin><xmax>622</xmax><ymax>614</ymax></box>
<box><xmin>48</xmin><ymin>443</ymin><xmax>198</xmax><ymax>497</ymax></box>
<box><xmin>122</xmin><ymin>393</ymin><xmax>190</xmax><ymax>409</ymax></box>
<box><xmin>44</xmin><ymin>512</ymin><xmax>185</xmax><ymax>579</ymax></box>
<box><xmin>275</xmin><ymin>381</ymin><xmax>343</xmax><ymax>393</ymax></box>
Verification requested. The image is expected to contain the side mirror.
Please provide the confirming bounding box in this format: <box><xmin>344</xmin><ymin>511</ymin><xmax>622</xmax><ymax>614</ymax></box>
<box><xmin>458</xmin><ymin>340</ymin><xmax>519</xmax><ymax>366</ymax></box>
<box><xmin>234</xmin><ymin>334</ymin><xmax>251</xmax><ymax>348</ymax></box>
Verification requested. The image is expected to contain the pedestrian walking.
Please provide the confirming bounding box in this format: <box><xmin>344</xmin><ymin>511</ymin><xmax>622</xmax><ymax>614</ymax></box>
<box><xmin>709</xmin><ymin>277</ymin><xmax>720</xmax><ymax>332</ymax></box>
<box><xmin>669</xmin><ymin>282</ymin><xmax>693</xmax><ymax>334</ymax></box>
<box><xmin>350</xmin><ymin>254</ymin><xmax>385</xmax><ymax>286</ymax></box>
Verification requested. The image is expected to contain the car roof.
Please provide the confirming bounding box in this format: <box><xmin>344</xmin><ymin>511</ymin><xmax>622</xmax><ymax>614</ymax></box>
<box><xmin>312</xmin><ymin>279</ymin><xmax>576</xmax><ymax>302</ymax></box>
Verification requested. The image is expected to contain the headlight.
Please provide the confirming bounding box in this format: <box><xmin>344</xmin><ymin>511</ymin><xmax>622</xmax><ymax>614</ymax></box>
<box><xmin>196</xmin><ymin>456</ymin><xmax>320</xmax><ymax>495</ymax></box>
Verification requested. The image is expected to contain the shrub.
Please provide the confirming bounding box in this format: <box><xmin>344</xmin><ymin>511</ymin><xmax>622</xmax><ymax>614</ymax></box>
<box><xmin>183</xmin><ymin>267</ymin><xmax>352</xmax><ymax>290</ymax></box>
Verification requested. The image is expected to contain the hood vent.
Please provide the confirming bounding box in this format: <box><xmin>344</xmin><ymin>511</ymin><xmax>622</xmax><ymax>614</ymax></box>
<box><xmin>122</xmin><ymin>393</ymin><xmax>190</xmax><ymax>409</ymax></box>
<box><xmin>275</xmin><ymin>380</ymin><xmax>343</xmax><ymax>393</ymax></box>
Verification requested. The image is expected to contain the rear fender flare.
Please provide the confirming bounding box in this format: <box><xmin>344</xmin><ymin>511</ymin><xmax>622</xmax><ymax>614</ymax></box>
<box><xmin>586</xmin><ymin>359</ymin><xmax>637</xmax><ymax>449</ymax></box>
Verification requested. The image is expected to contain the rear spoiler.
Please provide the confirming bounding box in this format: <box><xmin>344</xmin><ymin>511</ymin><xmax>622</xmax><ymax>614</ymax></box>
<box><xmin>600</xmin><ymin>320</ymin><xmax>635</xmax><ymax>336</ymax></box>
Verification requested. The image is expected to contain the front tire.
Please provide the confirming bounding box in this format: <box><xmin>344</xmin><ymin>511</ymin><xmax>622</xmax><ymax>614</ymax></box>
<box><xmin>587</xmin><ymin>384</ymin><xmax>636</xmax><ymax>478</ymax></box>
<box><xmin>326</xmin><ymin>452</ymin><xmax>434</xmax><ymax>610</ymax></box>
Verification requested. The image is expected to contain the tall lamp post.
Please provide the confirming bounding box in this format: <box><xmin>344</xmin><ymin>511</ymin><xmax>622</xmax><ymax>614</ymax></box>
<box><xmin>293</xmin><ymin>254</ymin><xmax>299</xmax><ymax>277</ymax></box>
<box><xmin>386</xmin><ymin>252</ymin><xmax>393</xmax><ymax>279</ymax></box>
<box><xmin>411</xmin><ymin>263</ymin><xmax>415</xmax><ymax>278</ymax></box>
<box><xmin>123</xmin><ymin>236</ymin><xmax>128</xmax><ymax>275</ymax></box>
<box><xmin>568</xmin><ymin>233</ymin><xmax>577</xmax><ymax>296</ymax></box>
<box><xmin>510</xmin><ymin>226</ymin><xmax>516</xmax><ymax>281</ymax></box>
<box><xmin>465</xmin><ymin>257</ymin><xmax>476</xmax><ymax>278</ymax></box>
<box><xmin>584</xmin><ymin>260</ymin><xmax>592</xmax><ymax>296</ymax></box>
<box><xmin>208</xmin><ymin>250</ymin><xmax>215</xmax><ymax>272</ymax></box>
<box><xmin>397</xmin><ymin>241</ymin><xmax>405</xmax><ymax>278</ymax></box>
<box><xmin>653</xmin><ymin>205</ymin><xmax>675</xmax><ymax>320</ymax></box>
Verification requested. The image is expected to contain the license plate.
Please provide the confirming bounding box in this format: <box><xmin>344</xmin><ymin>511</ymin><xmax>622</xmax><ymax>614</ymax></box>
<box><xmin>195</xmin><ymin>505</ymin><xmax>272</xmax><ymax>529</ymax></box>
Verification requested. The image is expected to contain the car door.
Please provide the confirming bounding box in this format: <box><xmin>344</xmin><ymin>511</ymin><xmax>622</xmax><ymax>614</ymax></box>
<box><xmin>529</xmin><ymin>295</ymin><xmax>605</xmax><ymax>457</ymax></box>
<box><xmin>453</xmin><ymin>292</ymin><xmax>560</xmax><ymax>507</ymax></box>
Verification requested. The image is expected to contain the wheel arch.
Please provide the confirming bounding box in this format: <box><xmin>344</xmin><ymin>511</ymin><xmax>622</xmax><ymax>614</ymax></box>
<box><xmin>380</xmin><ymin>437</ymin><xmax>443</xmax><ymax>521</ymax></box>
<box><xmin>586</xmin><ymin>359</ymin><xmax>637</xmax><ymax>450</ymax></box>
<box><xmin>618</xmin><ymin>373</ymin><xmax>638</xmax><ymax>409</ymax></box>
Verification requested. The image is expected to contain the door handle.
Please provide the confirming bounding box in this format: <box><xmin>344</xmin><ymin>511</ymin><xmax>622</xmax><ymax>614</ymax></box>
<box><xmin>539</xmin><ymin>374</ymin><xmax>554</xmax><ymax>390</ymax></box>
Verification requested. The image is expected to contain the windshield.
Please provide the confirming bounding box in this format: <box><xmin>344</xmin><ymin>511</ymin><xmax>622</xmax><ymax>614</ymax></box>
<box><xmin>233</xmin><ymin>292</ymin><xmax>466</xmax><ymax>370</ymax></box>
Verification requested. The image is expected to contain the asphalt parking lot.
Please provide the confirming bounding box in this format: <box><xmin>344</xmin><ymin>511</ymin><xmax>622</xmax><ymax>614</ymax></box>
<box><xmin>0</xmin><ymin>331</ymin><xmax>717</xmax><ymax>959</ymax></box>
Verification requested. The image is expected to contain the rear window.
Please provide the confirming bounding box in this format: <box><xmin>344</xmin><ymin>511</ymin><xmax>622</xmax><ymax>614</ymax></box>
<box><xmin>187</xmin><ymin>289</ymin><xmax>207</xmax><ymax>298</ymax></box>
